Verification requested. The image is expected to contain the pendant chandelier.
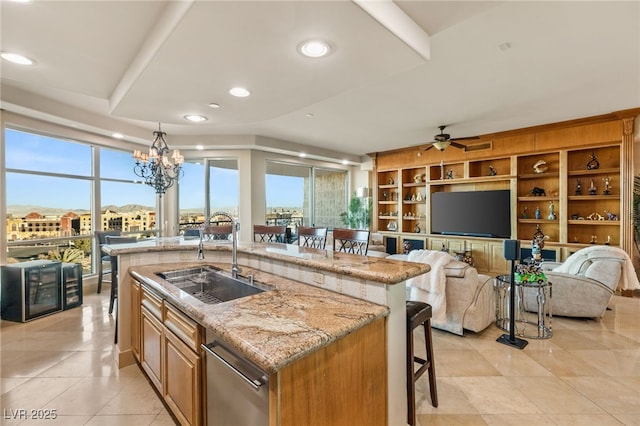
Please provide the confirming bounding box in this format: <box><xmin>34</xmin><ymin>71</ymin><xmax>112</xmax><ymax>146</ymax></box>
<box><xmin>133</xmin><ymin>123</ymin><xmax>184</xmax><ymax>196</ymax></box>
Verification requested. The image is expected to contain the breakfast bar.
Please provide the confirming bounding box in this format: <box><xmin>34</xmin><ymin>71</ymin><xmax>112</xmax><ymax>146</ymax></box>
<box><xmin>104</xmin><ymin>237</ymin><xmax>430</xmax><ymax>425</ymax></box>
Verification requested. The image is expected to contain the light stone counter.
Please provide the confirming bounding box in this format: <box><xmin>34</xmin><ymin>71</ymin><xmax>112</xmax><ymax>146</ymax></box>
<box><xmin>104</xmin><ymin>237</ymin><xmax>430</xmax><ymax>425</ymax></box>
<box><xmin>130</xmin><ymin>262</ymin><xmax>389</xmax><ymax>373</ymax></box>
<box><xmin>104</xmin><ymin>237</ymin><xmax>428</xmax><ymax>284</ymax></box>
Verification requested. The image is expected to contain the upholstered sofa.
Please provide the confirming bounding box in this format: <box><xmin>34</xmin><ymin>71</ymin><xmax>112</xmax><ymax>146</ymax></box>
<box><xmin>389</xmin><ymin>251</ymin><xmax>495</xmax><ymax>336</ymax></box>
<box><xmin>523</xmin><ymin>246</ymin><xmax>638</xmax><ymax>318</ymax></box>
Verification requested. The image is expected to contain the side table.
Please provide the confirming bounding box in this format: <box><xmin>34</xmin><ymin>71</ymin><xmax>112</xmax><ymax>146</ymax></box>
<box><xmin>495</xmin><ymin>275</ymin><xmax>552</xmax><ymax>339</ymax></box>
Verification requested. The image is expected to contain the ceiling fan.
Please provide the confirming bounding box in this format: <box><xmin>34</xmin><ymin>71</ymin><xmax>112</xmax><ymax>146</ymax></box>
<box><xmin>424</xmin><ymin>125</ymin><xmax>479</xmax><ymax>151</ymax></box>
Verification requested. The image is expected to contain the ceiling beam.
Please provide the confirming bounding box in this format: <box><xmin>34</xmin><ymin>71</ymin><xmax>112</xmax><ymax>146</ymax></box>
<box><xmin>352</xmin><ymin>0</ymin><xmax>430</xmax><ymax>61</ymax></box>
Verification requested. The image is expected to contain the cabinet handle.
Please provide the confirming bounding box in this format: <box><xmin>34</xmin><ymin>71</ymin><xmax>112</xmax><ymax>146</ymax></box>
<box><xmin>201</xmin><ymin>343</ymin><xmax>263</xmax><ymax>391</ymax></box>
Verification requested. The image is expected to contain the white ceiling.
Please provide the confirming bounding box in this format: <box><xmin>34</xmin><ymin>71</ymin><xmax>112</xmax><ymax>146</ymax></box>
<box><xmin>1</xmin><ymin>1</ymin><xmax>639</xmax><ymax>162</ymax></box>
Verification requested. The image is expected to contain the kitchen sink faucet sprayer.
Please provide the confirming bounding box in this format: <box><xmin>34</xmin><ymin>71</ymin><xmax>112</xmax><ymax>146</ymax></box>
<box><xmin>210</xmin><ymin>212</ymin><xmax>241</xmax><ymax>278</ymax></box>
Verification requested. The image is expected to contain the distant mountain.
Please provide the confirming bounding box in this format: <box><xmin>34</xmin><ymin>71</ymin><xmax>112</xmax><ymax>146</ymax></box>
<box><xmin>101</xmin><ymin>204</ymin><xmax>155</xmax><ymax>213</ymax></box>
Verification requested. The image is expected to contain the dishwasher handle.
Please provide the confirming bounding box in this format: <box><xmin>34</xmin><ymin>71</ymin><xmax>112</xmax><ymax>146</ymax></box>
<box><xmin>202</xmin><ymin>342</ymin><xmax>264</xmax><ymax>391</ymax></box>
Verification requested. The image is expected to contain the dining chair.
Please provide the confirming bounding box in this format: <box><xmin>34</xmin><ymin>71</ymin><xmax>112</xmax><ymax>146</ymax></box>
<box><xmin>105</xmin><ymin>235</ymin><xmax>138</xmax><ymax>315</ymax></box>
<box><xmin>253</xmin><ymin>225</ymin><xmax>287</xmax><ymax>243</ymax></box>
<box><xmin>183</xmin><ymin>228</ymin><xmax>201</xmax><ymax>239</ymax></box>
<box><xmin>332</xmin><ymin>228</ymin><xmax>370</xmax><ymax>255</ymax></box>
<box><xmin>297</xmin><ymin>226</ymin><xmax>328</xmax><ymax>249</ymax></box>
<box><xmin>95</xmin><ymin>230</ymin><xmax>121</xmax><ymax>294</ymax></box>
<box><xmin>203</xmin><ymin>225</ymin><xmax>233</xmax><ymax>241</ymax></box>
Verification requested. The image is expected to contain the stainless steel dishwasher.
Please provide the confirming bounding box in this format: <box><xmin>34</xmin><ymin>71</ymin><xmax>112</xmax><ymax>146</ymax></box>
<box><xmin>202</xmin><ymin>337</ymin><xmax>269</xmax><ymax>426</ymax></box>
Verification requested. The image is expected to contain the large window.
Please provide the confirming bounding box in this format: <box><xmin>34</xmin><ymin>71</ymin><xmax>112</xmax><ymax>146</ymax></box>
<box><xmin>5</xmin><ymin>128</ymin><xmax>93</xmax><ymax>268</ymax></box>
<box><xmin>179</xmin><ymin>160</ymin><xmax>206</xmax><ymax>229</ymax></box>
<box><xmin>265</xmin><ymin>161</ymin><xmax>347</xmax><ymax>229</ymax></box>
<box><xmin>208</xmin><ymin>159</ymin><xmax>239</xmax><ymax>221</ymax></box>
<box><xmin>266</xmin><ymin>162</ymin><xmax>310</xmax><ymax>228</ymax></box>
<box><xmin>100</xmin><ymin>148</ymin><xmax>156</xmax><ymax>232</ymax></box>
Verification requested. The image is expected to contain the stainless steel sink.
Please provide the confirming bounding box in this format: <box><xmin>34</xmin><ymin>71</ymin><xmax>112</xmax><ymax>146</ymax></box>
<box><xmin>156</xmin><ymin>266</ymin><xmax>271</xmax><ymax>304</ymax></box>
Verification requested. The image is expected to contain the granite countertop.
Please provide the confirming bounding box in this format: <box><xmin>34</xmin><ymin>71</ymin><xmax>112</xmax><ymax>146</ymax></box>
<box><xmin>106</xmin><ymin>237</ymin><xmax>430</xmax><ymax>285</ymax></box>
<box><xmin>130</xmin><ymin>262</ymin><xmax>390</xmax><ymax>373</ymax></box>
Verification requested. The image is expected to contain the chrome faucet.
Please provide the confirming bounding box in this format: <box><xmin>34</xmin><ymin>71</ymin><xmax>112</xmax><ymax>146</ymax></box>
<box><xmin>209</xmin><ymin>211</ymin><xmax>241</xmax><ymax>278</ymax></box>
<box><xmin>197</xmin><ymin>229</ymin><xmax>205</xmax><ymax>260</ymax></box>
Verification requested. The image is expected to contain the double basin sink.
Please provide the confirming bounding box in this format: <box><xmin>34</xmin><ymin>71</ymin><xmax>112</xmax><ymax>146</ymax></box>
<box><xmin>156</xmin><ymin>266</ymin><xmax>271</xmax><ymax>304</ymax></box>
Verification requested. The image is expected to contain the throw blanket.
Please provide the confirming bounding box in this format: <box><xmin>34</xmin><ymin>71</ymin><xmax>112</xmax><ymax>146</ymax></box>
<box><xmin>553</xmin><ymin>246</ymin><xmax>640</xmax><ymax>290</ymax></box>
<box><xmin>407</xmin><ymin>250</ymin><xmax>453</xmax><ymax>324</ymax></box>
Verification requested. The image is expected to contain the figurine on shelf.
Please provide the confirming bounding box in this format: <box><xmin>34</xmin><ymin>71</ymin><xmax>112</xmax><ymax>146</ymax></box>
<box><xmin>605</xmin><ymin>235</ymin><xmax>612</xmax><ymax>246</ymax></box>
<box><xmin>602</xmin><ymin>176</ymin><xmax>611</xmax><ymax>195</ymax></box>
<box><xmin>586</xmin><ymin>152</ymin><xmax>600</xmax><ymax>170</ymax></box>
<box><xmin>521</xmin><ymin>206</ymin><xmax>529</xmax><ymax>219</ymax></box>
<box><xmin>604</xmin><ymin>210</ymin><xmax>618</xmax><ymax>221</ymax></box>
<box><xmin>382</xmin><ymin>190</ymin><xmax>388</xmax><ymax>201</ymax></box>
<box><xmin>547</xmin><ymin>201</ymin><xmax>556</xmax><ymax>220</ymax></box>
<box><xmin>414</xmin><ymin>223</ymin><xmax>421</xmax><ymax>233</ymax></box>
<box><xmin>386</xmin><ymin>221</ymin><xmax>397</xmax><ymax>231</ymax></box>
<box><xmin>489</xmin><ymin>165</ymin><xmax>497</xmax><ymax>176</ymax></box>
<box><xmin>588</xmin><ymin>178</ymin><xmax>597</xmax><ymax>195</ymax></box>
<box><xmin>411</xmin><ymin>193</ymin><xmax>416</xmax><ymax>201</ymax></box>
<box><xmin>590</xmin><ymin>235</ymin><xmax>597</xmax><ymax>244</ymax></box>
<box><xmin>445</xmin><ymin>169</ymin><xmax>454</xmax><ymax>179</ymax></box>
<box><xmin>388</xmin><ymin>177</ymin><xmax>394</xmax><ymax>185</ymax></box>
<box><xmin>531</xmin><ymin>225</ymin><xmax>546</xmax><ymax>262</ymax></box>
<box><xmin>535</xmin><ymin>206</ymin><xmax>541</xmax><ymax>219</ymax></box>
<box><xmin>403</xmin><ymin>240</ymin><xmax>412</xmax><ymax>254</ymax></box>
<box><xmin>416</xmin><ymin>192</ymin><xmax>423</xmax><ymax>201</ymax></box>
<box><xmin>530</xmin><ymin>186</ymin><xmax>546</xmax><ymax>196</ymax></box>
<box><xmin>533</xmin><ymin>159</ymin><xmax>548</xmax><ymax>174</ymax></box>
<box><xmin>575</xmin><ymin>178</ymin><xmax>582</xmax><ymax>195</ymax></box>
<box><xmin>587</xmin><ymin>212</ymin><xmax>604</xmax><ymax>221</ymax></box>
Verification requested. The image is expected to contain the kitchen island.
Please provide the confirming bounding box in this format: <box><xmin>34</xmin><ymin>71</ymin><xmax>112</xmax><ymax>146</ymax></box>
<box><xmin>104</xmin><ymin>238</ymin><xmax>430</xmax><ymax>425</ymax></box>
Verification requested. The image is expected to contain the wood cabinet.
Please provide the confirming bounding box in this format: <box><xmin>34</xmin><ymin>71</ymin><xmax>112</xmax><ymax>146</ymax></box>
<box><xmin>133</xmin><ymin>280</ymin><xmax>204</xmax><ymax>426</ymax></box>
<box><xmin>371</xmin><ymin>110</ymin><xmax>637</xmax><ymax>270</ymax></box>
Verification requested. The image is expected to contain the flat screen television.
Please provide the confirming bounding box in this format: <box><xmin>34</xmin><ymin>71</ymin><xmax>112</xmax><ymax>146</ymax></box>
<box><xmin>431</xmin><ymin>190</ymin><xmax>511</xmax><ymax>238</ymax></box>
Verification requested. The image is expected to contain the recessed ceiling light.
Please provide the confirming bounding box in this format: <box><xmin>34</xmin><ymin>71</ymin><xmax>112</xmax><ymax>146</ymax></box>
<box><xmin>184</xmin><ymin>114</ymin><xmax>208</xmax><ymax>122</ymax></box>
<box><xmin>305</xmin><ymin>113</ymin><xmax>314</xmax><ymax>118</ymax></box>
<box><xmin>299</xmin><ymin>153</ymin><xmax>307</xmax><ymax>158</ymax></box>
<box><xmin>196</xmin><ymin>145</ymin><xmax>204</xmax><ymax>150</ymax></box>
<box><xmin>342</xmin><ymin>160</ymin><xmax>349</xmax><ymax>165</ymax></box>
<box><xmin>298</xmin><ymin>40</ymin><xmax>331</xmax><ymax>58</ymax></box>
<box><xmin>1</xmin><ymin>52</ymin><xmax>35</xmax><ymax>65</ymax></box>
<box><xmin>208</xmin><ymin>103</ymin><xmax>221</xmax><ymax>109</ymax></box>
<box><xmin>112</xmin><ymin>133</ymin><xmax>124</xmax><ymax>139</ymax></box>
<box><xmin>229</xmin><ymin>87</ymin><xmax>251</xmax><ymax>98</ymax></box>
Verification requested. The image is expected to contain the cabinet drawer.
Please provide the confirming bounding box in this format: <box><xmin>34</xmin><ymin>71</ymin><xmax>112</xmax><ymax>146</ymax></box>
<box><xmin>164</xmin><ymin>302</ymin><xmax>201</xmax><ymax>352</ymax></box>
<box><xmin>141</xmin><ymin>286</ymin><xmax>163</xmax><ymax>320</ymax></box>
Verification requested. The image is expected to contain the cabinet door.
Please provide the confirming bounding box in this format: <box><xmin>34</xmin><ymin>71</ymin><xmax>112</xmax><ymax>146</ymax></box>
<box><xmin>141</xmin><ymin>306</ymin><xmax>163</xmax><ymax>391</ymax></box>
<box><xmin>131</xmin><ymin>279</ymin><xmax>141</xmax><ymax>361</ymax></box>
<box><xmin>164</xmin><ymin>330</ymin><xmax>202</xmax><ymax>426</ymax></box>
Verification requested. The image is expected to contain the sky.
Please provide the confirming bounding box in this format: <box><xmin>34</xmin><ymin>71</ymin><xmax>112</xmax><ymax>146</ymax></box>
<box><xmin>4</xmin><ymin>128</ymin><xmax>304</xmax><ymax>211</ymax></box>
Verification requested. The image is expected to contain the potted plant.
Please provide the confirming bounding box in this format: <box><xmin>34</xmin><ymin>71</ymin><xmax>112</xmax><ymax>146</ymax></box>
<box><xmin>341</xmin><ymin>192</ymin><xmax>372</xmax><ymax>230</ymax></box>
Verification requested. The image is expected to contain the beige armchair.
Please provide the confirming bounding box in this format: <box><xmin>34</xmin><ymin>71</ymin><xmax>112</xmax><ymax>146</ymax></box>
<box><xmin>524</xmin><ymin>246</ymin><xmax>633</xmax><ymax>318</ymax></box>
<box><xmin>389</xmin><ymin>252</ymin><xmax>495</xmax><ymax>335</ymax></box>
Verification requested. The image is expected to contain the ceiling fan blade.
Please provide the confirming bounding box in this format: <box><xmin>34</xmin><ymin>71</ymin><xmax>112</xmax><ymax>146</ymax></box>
<box><xmin>449</xmin><ymin>141</ymin><xmax>467</xmax><ymax>149</ymax></box>
<box><xmin>424</xmin><ymin>144</ymin><xmax>435</xmax><ymax>151</ymax></box>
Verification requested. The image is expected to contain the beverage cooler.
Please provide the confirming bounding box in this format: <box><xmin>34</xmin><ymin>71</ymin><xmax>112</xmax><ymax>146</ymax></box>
<box><xmin>61</xmin><ymin>262</ymin><xmax>83</xmax><ymax>309</ymax></box>
<box><xmin>1</xmin><ymin>260</ymin><xmax>63</xmax><ymax>322</ymax></box>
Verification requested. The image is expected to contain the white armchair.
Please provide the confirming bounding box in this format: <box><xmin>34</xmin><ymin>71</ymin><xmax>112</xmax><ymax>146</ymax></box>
<box><xmin>523</xmin><ymin>246</ymin><xmax>637</xmax><ymax>318</ymax></box>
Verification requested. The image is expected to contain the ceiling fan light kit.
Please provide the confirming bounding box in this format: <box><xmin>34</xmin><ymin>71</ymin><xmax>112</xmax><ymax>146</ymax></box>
<box><xmin>424</xmin><ymin>125</ymin><xmax>480</xmax><ymax>151</ymax></box>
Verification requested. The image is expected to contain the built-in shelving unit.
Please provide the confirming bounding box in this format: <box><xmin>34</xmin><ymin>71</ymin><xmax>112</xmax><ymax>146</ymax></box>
<box><xmin>370</xmin><ymin>109</ymin><xmax>637</xmax><ymax>273</ymax></box>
